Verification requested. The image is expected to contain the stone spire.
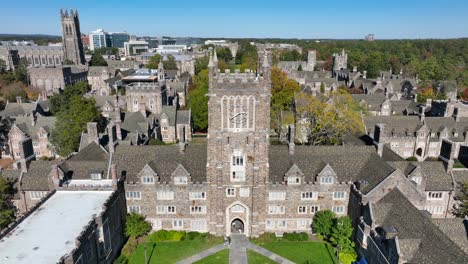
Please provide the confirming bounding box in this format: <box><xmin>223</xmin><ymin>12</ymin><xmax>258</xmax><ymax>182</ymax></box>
<box><xmin>208</xmin><ymin>51</ymin><xmax>214</xmax><ymax>68</ymax></box>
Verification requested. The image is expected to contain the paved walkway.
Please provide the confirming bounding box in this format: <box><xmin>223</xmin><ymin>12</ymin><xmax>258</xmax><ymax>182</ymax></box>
<box><xmin>176</xmin><ymin>234</ymin><xmax>294</xmax><ymax>264</ymax></box>
<box><xmin>176</xmin><ymin>244</ymin><xmax>227</xmax><ymax>264</ymax></box>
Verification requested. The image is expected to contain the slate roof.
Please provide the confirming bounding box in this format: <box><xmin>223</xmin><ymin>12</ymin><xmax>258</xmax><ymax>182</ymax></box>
<box><xmin>88</xmin><ymin>66</ymin><xmax>109</xmax><ymax>77</ymax></box>
<box><xmin>176</xmin><ymin>110</ymin><xmax>191</xmax><ymax>125</ymax></box>
<box><xmin>0</xmin><ymin>102</ymin><xmax>37</xmax><ymax>117</ymax></box>
<box><xmin>432</xmin><ymin>218</ymin><xmax>468</xmax><ymax>255</ymax></box>
<box><xmin>160</xmin><ymin>105</ymin><xmax>177</xmax><ymax>126</ymax></box>
<box><xmin>387</xmin><ymin>161</ymin><xmax>453</xmax><ymax>191</ymax></box>
<box><xmin>59</xmin><ymin>142</ymin><xmax>109</xmax><ymax>180</ymax></box>
<box><xmin>111</xmin><ymin>143</ymin><xmax>207</xmax><ymax>183</ymax></box>
<box><xmin>371</xmin><ymin>189</ymin><xmax>468</xmax><ymax>263</ymax></box>
<box><xmin>20</xmin><ymin>160</ymin><xmax>60</xmax><ymax>191</ymax></box>
<box><xmin>121</xmin><ymin>112</ymin><xmax>153</xmax><ymax>135</ymax></box>
<box><xmin>351</xmin><ymin>94</ymin><xmax>386</xmax><ymax>112</ymax></box>
<box><xmin>268</xmin><ymin>145</ymin><xmax>395</xmax><ymax>192</ymax></box>
<box><xmin>13</xmin><ymin>115</ymin><xmax>56</xmax><ymax>140</ymax></box>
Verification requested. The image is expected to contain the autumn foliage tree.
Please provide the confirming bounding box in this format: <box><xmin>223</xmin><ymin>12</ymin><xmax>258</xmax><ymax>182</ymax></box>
<box><xmin>295</xmin><ymin>90</ymin><xmax>363</xmax><ymax>145</ymax></box>
<box><xmin>271</xmin><ymin>67</ymin><xmax>301</xmax><ymax>130</ymax></box>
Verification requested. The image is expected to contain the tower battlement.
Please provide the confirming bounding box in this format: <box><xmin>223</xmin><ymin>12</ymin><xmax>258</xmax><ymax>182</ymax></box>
<box><xmin>60</xmin><ymin>9</ymin><xmax>79</xmax><ymax>19</ymax></box>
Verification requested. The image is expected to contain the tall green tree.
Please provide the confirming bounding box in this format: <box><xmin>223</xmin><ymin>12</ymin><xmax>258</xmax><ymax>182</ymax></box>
<box><xmin>49</xmin><ymin>82</ymin><xmax>89</xmax><ymax>114</ymax></box>
<box><xmin>0</xmin><ymin>176</ymin><xmax>16</xmax><ymax>229</ymax></box>
<box><xmin>454</xmin><ymin>181</ymin><xmax>468</xmax><ymax>217</ymax></box>
<box><xmin>50</xmin><ymin>91</ymin><xmax>102</xmax><ymax>156</ymax></box>
<box><xmin>163</xmin><ymin>55</ymin><xmax>178</xmax><ymax>70</ymax></box>
<box><xmin>188</xmin><ymin>69</ymin><xmax>209</xmax><ymax>131</ymax></box>
<box><xmin>125</xmin><ymin>213</ymin><xmax>152</xmax><ymax>238</ymax></box>
<box><xmin>146</xmin><ymin>54</ymin><xmax>162</xmax><ymax>69</ymax></box>
<box><xmin>330</xmin><ymin>216</ymin><xmax>355</xmax><ymax>252</ymax></box>
<box><xmin>89</xmin><ymin>52</ymin><xmax>108</xmax><ymax>67</ymax></box>
<box><xmin>312</xmin><ymin>210</ymin><xmax>336</xmax><ymax>238</ymax></box>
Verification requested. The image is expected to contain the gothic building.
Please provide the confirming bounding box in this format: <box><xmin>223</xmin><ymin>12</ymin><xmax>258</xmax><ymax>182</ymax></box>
<box><xmin>60</xmin><ymin>9</ymin><xmax>85</xmax><ymax>65</ymax></box>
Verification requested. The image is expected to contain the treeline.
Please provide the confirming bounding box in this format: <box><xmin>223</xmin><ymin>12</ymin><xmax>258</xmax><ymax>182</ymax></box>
<box><xmin>0</xmin><ymin>34</ymin><xmax>61</xmax><ymax>46</ymax></box>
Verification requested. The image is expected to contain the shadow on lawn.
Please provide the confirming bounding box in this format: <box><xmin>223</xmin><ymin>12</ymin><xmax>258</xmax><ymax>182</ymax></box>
<box><xmin>146</xmin><ymin>243</ymin><xmax>157</xmax><ymax>263</ymax></box>
<box><xmin>324</xmin><ymin>243</ymin><xmax>336</xmax><ymax>264</ymax></box>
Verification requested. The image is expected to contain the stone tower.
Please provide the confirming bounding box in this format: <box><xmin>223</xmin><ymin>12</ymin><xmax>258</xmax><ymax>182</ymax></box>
<box><xmin>306</xmin><ymin>50</ymin><xmax>316</xmax><ymax>71</ymax></box>
<box><xmin>333</xmin><ymin>49</ymin><xmax>348</xmax><ymax>71</ymax></box>
<box><xmin>207</xmin><ymin>50</ymin><xmax>271</xmax><ymax>237</ymax></box>
<box><xmin>60</xmin><ymin>9</ymin><xmax>85</xmax><ymax>65</ymax></box>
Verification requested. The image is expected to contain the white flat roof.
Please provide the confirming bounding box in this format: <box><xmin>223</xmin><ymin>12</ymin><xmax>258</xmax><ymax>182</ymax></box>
<box><xmin>0</xmin><ymin>191</ymin><xmax>112</xmax><ymax>264</ymax></box>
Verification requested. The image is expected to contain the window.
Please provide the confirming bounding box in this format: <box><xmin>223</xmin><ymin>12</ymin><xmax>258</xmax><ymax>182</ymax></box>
<box><xmin>142</xmin><ymin>175</ymin><xmax>155</xmax><ymax>184</ymax></box>
<box><xmin>411</xmin><ymin>176</ymin><xmax>422</xmax><ymax>185</ymax></box>
<box><xmin>90</xmin><ymin>172</ymin><xmax>102</xmax><ymax>180</ymax></box>
<box><xmin>310</xmin><ymin>205</ymin><xmax>320</xmax><ymax>214</ymax></box>
<box><xmin>424</xmin><ymin>205</ymin><xmax>443</xmax><ymax>215</ymax></box>
<box><xmin>191</xmin><ymin>220</ymin><xmax>207</xmax><ymax>232</ymax></box>
<box><xmin>427</xmin><ymin>192</ymin><xmax>443</xmax><ymax>200</ymax></box>
<box><xmin>391</xmin><ymin>142</ymin><xmax>399</xmax><ymax>148</ymax></box>
<box><xmin>301</xmin><ymin>192</ymin><xmax>318</xmax><ymax>200</ymax></box>
<box><xmin>268</xmin><ymin>191</ymin><xmax>286</xmax><ymax>201</ymax></box>
<box><xmin>232</xmin><ymin>155</ymin><xmax>244</xmax><ymax>166</ymax></box>
<box><xmin>332</xmin><ymin>206</ymin><xmax>345</xmax><ymax>214</ymax></box>
<box><xmin>172</xmin><ymin>219</ymin><xmax>184</xmax><ymax>229</ymax></box>
<box><xmin>133</xmin><ymin>99</ymin><xmax>138</xmax><ymax>105</ymax></box>
<box><xmin>268</xmin><ymin>205</ymin><xmax>285</xmax><ymax>215</ymax></box>
<box><xmin>320</xmin><ymin>177</ymin><xmax>333</xmax><ymax>184</ymax></box>
<box><xmin>33</xmin><ymin>142</ymin><xmax>39</xmax><ymax>147</ymax></box>
<box><xmin>175</xmin><ymin>176</ymin><xmax>188</xmax><ymax>185</ymax></box>
<box><xmin>287</xmin><ymin>176</ymin><xmax>301</xmax><ymax>185</ymax></box>
<box><xmin>126</xmin><ymin>191</ymin><xmax>141</xmax><ymax>199</ymax></box>
<box><xmin>239</xmin><ymin>188</ymin><xmax>250</xmax><ymax>197</ymax></box>
<box><xmin>157</xmin><ymin>191</ymin><xmax>174</xmax><ymax>200</ymax></box>
<box><xmin>232</xmin><ymin>171</ymin><xmax>245</xmax><ymax>181</ymax></box>
<box><xmin>190</xmin><ymin>206</ymin><xmax>207</xmax><ymax>214</ymax></box>
<box><xmin>30</xmin><ymin>191</ymin><xmax>47</xmax><ymax>200</ymax></box>
<box><xmin>128</xmin><ymin>205</ymin><xmax>141</xmax><ymax>213</ymax></box>
<box><xmin>189</xmin><ymin>191</ymin><xmax>206</xmax><ymax>200</ymax></box>
<box><xmin>162</xmin><ymin>126</ymin><xmax>168</xmax><ymax>131</ymax></box>
<box><xmin>266</xmin><ymin>220</ymin><xmax>275</xmax><ymax>229</ymax></box>
<box><xmin>167</xmin><ymin>206</ymin><xmax>176</xmax><ymax>214</ymax></box>
<box><xmin>226</xmin><ymin>188</ymin><xmax>236</xmax><ymax>197</ymax></box>
<box><xmin>298</xmin><ymin>206</ymin><xmax>307</xmax><ymax>214</ymax></box>
<box><xmin>333</xmin><ymin>191</ymin><xmax>346</xmax><ymax>200</ymax></box>
<box><xmin>231</xmin><ymin>152</ymin><xmax>246</xmax><ymax>182</ymax></box>
<box><xmin>277</xmin><ymin>220</ymin><xmax>287</xmax><ymax>228</ymax></box>
<box><xmin>297</xmin><ymin>219</ymin><xmax>310</xmax><ymax>229</ymax></box>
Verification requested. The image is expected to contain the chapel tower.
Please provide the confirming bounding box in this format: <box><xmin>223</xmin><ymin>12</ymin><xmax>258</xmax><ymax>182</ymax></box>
<box><xmin>207</xmin><ymin>50</ymin><xmax>271</xmax><ymax>236</ymax></box>
<box><xmin>60</xmin><ymin>9</ymin><xmax>85</xmax><ymax>65</ymax></box>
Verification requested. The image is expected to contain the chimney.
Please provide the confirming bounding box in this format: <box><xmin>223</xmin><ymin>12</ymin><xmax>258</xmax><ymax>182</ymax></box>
<box><xmin>107</xmin><ymin>123</ymin><xmax>115</xmax><ymax>153</ymax></box>
<box><xmin>19</xmin><ymin>159</ymin><xmax>27</xmax><ymax>173</ymax></box>
<box><xmin>377</xmin><ymin>142</ymin><xmax>384</xmax><ymax>157</ymax></box>
<box><xmin>30</xmin><ymin>110</ymin><xmax>36</xmax><ymax>126</ymax></box>
<box><xmin>179</xmin><ymin>141</ymin><xmax>186</xmax><ymax>154</ymax></box>
<box><xmin>353</xmin><ymin>66</ymin><xmax>357</xmax><ymax>72</ymax></box>
<box><xmin>363</xmin><ymin>71</ymin><xmax>367</xmax><ymax>79</ymax></box>
<box><xmin>87</xmin><ymin>122</ymin><xmax>99</xmax><ymax>144</ymax></box>
<box><xmin>288</xmin><ymin>125</ymin><xmax>295</xmax><ymax>155</ymax></box>
<box><xmin>454</xmin><ymin>107</ymin><xmax>460</xmax><ymax>123</ymax></box>
<box><xmin>51</xmin><ymin>165</ymin><xmax>60</xmax><ymax>188</ymax></box>
<box><xmin>115</xmin><ymin>119</ymin><xmax>122</xmax><ymax>140</ymax></box>
<box><xmin>111</xmin><ymin>164</ymin><xmax>118</xmax><ymax>186</ymax></box>
<box><xmin>419</xmin><ymin>105</ymin><xmax>426</xmax><ymax>122</ymax></box>
<box><xmin>16</xmin><ymin>96</ymin><xmax>22</xmax><ymax>104</ymax></box>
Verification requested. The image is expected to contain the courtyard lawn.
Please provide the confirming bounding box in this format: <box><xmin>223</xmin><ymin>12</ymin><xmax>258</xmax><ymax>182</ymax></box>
<box><xmin>253</xmin><ymin>241</ymin><xmax>336</xmax><ymax>264</ymax></box>
<box><xmin>193</xmin><ymin>249</ymin><xmax>230</xmax><ymax>264</ymax></box>
<box><xmin>128</xmin><ymin>238</ymin><xmax>223</xmax><ymax>264</ymax></box>
<box><xmin>247</xmin><ymin>249</ymin><xmax>278</xmax><ymax>264</ymax></box>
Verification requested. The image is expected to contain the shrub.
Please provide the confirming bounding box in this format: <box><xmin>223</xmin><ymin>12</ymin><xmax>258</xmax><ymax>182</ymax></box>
<box><xmin>251</xmin><ymin>232</ymin><xmax>278</xmax><ymax>244</ymax></box>
<box><xmin>406</xmin><ymin>156</ymin><xmax>418</xmax><ymax>161</ymax></box>
<box><xmin>149</xmin><ymin>138</ymin><xmax>165</xmax><ymax>145</ymax></box>
<box><xmin>146</xmin><ymin>230</ymin><xmax>186</xmax><ymax>242</ymax></box>
<box><xmin>283</xmin><ymin>232</ymin><xmax>308</xmax><ymax>241</ymax></box>
<box><xmin>187</xmin><ymin>231</ymin><xmax>201</xmax><ymax>240</ymax></box>
<box><xmin>121</xmin><ymin>237</ymin><xmax>138</xmax><ymax>256</ymax></box>
<box><xmin>313</xmin><ymin>210</ymin><xmax>336</xmax><ymax>239</ymax></box>
<box><xmin>125</xmin><ymin>213</ymin><xmax>152</xmax><ymax>239</ymax></box>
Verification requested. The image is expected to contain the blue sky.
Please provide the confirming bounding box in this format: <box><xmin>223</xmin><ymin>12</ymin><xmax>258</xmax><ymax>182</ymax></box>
<box><xmin>1</xmin><ymin>0</ymin><xmax>467</xmax><ymax>39</ymax></box>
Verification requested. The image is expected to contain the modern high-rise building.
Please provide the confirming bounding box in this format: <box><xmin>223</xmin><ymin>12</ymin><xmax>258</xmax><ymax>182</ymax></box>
<box><xmin>89</xmin><ymin>29</ymin><xmax>109</xmax><ymax>51</ymax></box>
<box><xmin>60</xmin><ymin>9</ymin><xmax>85</xmax><ymax>65</ymax></box>
<box><xmin>109</xmin><ymin>32</ymin><xmax>130</xmax><ymax>48</ymax></box>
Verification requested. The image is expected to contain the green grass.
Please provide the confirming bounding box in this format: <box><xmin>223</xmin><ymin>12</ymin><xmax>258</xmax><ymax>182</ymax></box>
<box><xmin>128</xmin><ymin>238</ymin><xmax>223</xmax><ymax>264</ymax></box>
<box><xmin>253</xmin><ymin>241</ymin><xmax>336</xmax><ymax>264</ymax></box>
<box><xmin>193</xmin><ymin>249</ymin><xmax>230</xmax><ymax>264</ymax></box>
<box><xmin>247</xmin><ymin>250</ymin><xmax>278</xmax><ymax>264</ymax></box>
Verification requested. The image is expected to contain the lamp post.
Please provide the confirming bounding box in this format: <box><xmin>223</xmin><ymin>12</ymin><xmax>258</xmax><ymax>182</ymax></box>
<box><xmin>144</xmin><ymin>243</ymin><xmax>147</xmax><ymax>264</ymax></box>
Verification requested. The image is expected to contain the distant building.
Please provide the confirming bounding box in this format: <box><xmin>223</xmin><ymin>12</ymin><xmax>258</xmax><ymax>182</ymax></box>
<box><xmin>89</xmin><ymin>29</ymin><xmax>109</xmax><ymax>51</ymax></box>
<box><xmin>365</xmin><ymin>34</ymin><xmax>375</xmax><ymax>41</ymax></box>
<box><xmin>60</xmin><ymin>9</ymin><xmax>85</xmax><ymax>65</ymax></box>
<box><xmin>81</xmin><ymin>34</ymin><xmax>90</xmax><ymax>48</ymax></box>
<box><xmin>109</xmin><ymin>32</ymin><xmax>130</xmax><ymax>48</ymax></box>
<box><xmin>124</xmin><ymin>40</ymin><xmax>149</xmax><ymax>56</ymax></box>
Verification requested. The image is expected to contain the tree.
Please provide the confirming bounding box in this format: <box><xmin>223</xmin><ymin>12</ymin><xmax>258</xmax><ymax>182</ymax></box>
<box><xmin>188</xmin><ymin>69</ymin><xmax>209</xmax><ymax>131</ymax></box>
<box><xmin>271</xmin><ymin>67</ymin><xmax>301</xmax><ymax>130</ymax></box>
<box><xmin>125</xmin><ymin>213</ymin><xmax>152</xmax><ymax>238</ymax></box>
<box><xmin>216</xmin><ymin>47</ymin><xmax>233</xmax><ymax>62</ymax></box>
<box><xmin>313</xmin><ymin>210</ymin><xmax>336</xmax><ymax>238</ymax></box>
<box><xmin>320</xmin><ymin>82</ymin><xmax>325</xmax><ymax>94</ymax></box>
<box><xmin>50</xmin><ymin>95</ymin><xmax>102</xmax><ymax>156</ymax></box>
<box><xmin>330</xmin><ymin>216</ymin><xmax>355</xmax><ymax>252</ymax></box>
<box><xmin>0</xmin><ymin>117</ymin><xmax>14</xmax><ymax>154</ymax></box>
<box><xmin>146</xmin><ymin>54</ymin><xmax>162</xmax><ymax>69</ymax></box>
<box><xmin>0</xmin><ymin>81</ymin><xmax>28</xmax><ymax>102</ymax></box>
<box><xmin>89</xmin><ymin>52</ymin><xmax>108</xmax><ymax>67</ymax></box>
<box><xmin>296</xmin><ymin>91</ymin><xmax>363</xmax><ymax>145</ymax></box>
<box><xmin>14</xmin><ymin>58</ymin><xmax>28</xmax><ymax>84</ymax></box>
<box><xmin>454</xmin><ymin>181</ymin><xmax>468</xmax><ymax>217</ymax></box>
<box><xmin>163</xmin><ymin>55</ymin><xmax>178</xmax><ymax>70</ymax></box>
<box><xmin>0</xmin><ymin>58</ymin><xmax>6</xmax><ymax>73</ymax></box>
<box><xmin>0</xmin><ymin>176</ymin><xmax>16</xmax><ymax>229</ymax></box>
<box><xmin>49</xmin><ymin>82</ymin><xmax>89</xmax><ymax>114</ymax></box>
<box><xmin>195</xmin><ymin>56</ymin><xmax>209</xmax><ymax>75</ymax></box>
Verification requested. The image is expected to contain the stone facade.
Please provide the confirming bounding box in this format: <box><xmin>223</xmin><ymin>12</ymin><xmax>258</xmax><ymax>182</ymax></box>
<box><xmin>88</xmin><ymin>66</ymin><xmax>112</xmax><ymax>96</ymax></box>
<box><xmin>29</xmin><ymin>65</ymin><xmax>88</xmax><ymax>96</ymax></box>
<box><xmin>60</xmin><ymin>9</ymin><xmax>85</xmax><ymax>65</ymax></box>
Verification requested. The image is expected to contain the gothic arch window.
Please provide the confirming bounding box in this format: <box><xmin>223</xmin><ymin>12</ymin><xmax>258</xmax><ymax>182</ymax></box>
<box><xmin>221</xmin><ymin>95</ymin><xmax>255</xmax><ymax>131</ymax></box>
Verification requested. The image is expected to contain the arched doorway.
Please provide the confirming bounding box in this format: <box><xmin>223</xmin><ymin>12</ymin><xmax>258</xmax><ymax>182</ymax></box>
<box><xmin>231</xmin><ymin>219</ymin><xmax>244</xmax><ymax>234</ymax></box>
<box><xmin>416</xmin><ymin>148</ymin><xmax>423</xmax><ymax>156</ymax></box>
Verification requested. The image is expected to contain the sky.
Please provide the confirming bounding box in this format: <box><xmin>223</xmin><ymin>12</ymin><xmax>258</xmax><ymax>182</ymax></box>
<box><xmin>1</xmin><ymin>0</ymin><xmax>467</xmax><ymax>39</ymax></box>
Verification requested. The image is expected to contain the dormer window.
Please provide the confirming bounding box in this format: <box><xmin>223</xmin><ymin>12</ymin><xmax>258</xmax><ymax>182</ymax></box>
<box><xmin>431</xmin><ymin>132</ymin><xmax>435</xmax><ymax>138</ymax></box>
<box><xmin>142</xmin><ymin>175</ymin><xmax>155</xmax><ymax>184</ymax></box>
<box><xmin>90</xmin><ymin>171</ymin><xmax>102</xmax><ymax>180</ymax></box>
<box><xmin>321</xmin><ymin>176</ymin><xmax>333</xmax><ymax>184</ymax></box>
<box><xmin>174</xmin><ymin>176</ymin><xmax>188</xmax><ymax>185</ymax></box>
<box><xmin>287</xmin><ymin>176</ymin><xmax>301</xmax><ymax>185</ymax></box>
<box><xmin>411</xmin><ymin>176</ymin><xmax>422</xmax><ymax>185</ymax></box>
